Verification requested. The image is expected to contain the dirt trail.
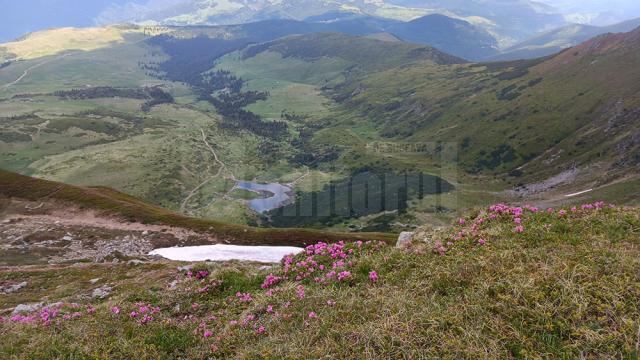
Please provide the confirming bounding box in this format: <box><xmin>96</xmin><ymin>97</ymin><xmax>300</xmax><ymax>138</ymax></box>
<box><xmin>3</xmin><ymin>211</ymin><xmax>202</xmax><ymax>240</ymax></box>
<box><xmin>288</xmin><ymin>167</ymin><xmax>310</xmax><ymax>187</ymax></box>
<box><xmin>179</xmin><ymin>128</ymin><xmax>237</xmax><ymax>213</ymax></box>
<box><xmin>1</xmin><ymin>54</ymin><xmax>71</xmax><ymax>90</ymax></box>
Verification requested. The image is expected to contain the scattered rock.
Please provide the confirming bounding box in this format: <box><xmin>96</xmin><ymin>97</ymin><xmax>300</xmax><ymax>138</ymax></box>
<box><xmin>1</xmin><ymin>281</ymin><xmax>28</xmax><ymax>294</ymax></box>
<box><xmin>259</xmin><ymin>265</ymin><xmax>273</xmax><ymax>271</ymax></box>
<box><xmin>91</xmin><ymin>285</ymin><xmax>113</xmax><ymax>299</ymax></box>
<box><xmin>89</xmin><ymin>278</ymin><xmax>101</xmax><ymax>284</ymax></box>
<box><xmin>62</xmin><ymin>235</ymin><xmax>73</xmax><ymax>241</ymax></box>
<box><xmin>168</xmin><ymin>280</ymin><xmax>178</xmax><ymax>290</ymax></box>
<box><xmin>127</xmin><ymin>259</ymin><xmax>145</xmax><ymax>265</ymax></box>
<box><xmin>142</xmin><ymin>230</ymin><xmax>149</xmax><ymax>236</ymax></box>
<box><xmin>396</xmin><ymin>232</ymin><xmax>415</xmax><ymax>248</ymax></box>
<box><xmin>49</xmin><ymin>301</ymin><xmax>64</xmax><ymax>309</ymax></box>
<box><xmin>177</xmin><ymin>265</ymin><xmax>194</xmax><ymax>272</ymax></box>
<box><xmin>12</xmin><ymin>303</ymin><xmax>43</xmax><ymax>315</ymax></box>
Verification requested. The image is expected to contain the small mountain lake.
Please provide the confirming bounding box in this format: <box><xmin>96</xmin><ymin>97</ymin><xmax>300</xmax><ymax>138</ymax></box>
<box><xmin>234</xmin><ymin>181</ymin><xmax>294</xmax><ymax>213</ymax></box>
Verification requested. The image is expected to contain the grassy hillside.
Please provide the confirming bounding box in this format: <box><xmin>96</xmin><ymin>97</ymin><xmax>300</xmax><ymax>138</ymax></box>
<box><xmin>388</xmin><ymin>14</ymin><xmax>498</xmax><ymax>61</ymax></box>
<box><xmin>2</xmin><ymin>203</ymin><xmax>638</xmax><ymax>358</ymax></box>
<box><xmin>330</xmin><ymin>27</ymin><xmax>640</xmax><ymax>195</ymax></box>
<box><xmin>0</xmin><ymin>25</ymin><xmax>154</xmax><ymax>62</ymax></box>
<box><xmin>0</xmin><ymin>169</ymin><xmax>396</xmax><ymax>246</ymax></box>
<box><xmin>2</xmin><ymin>24</ymin><xmax>639</xmax><ymax>231</ymax></box>
<box><xmin>242</xmin><ymin>32</ymin><xmax>465</xmax><ymax>70</ymax></box>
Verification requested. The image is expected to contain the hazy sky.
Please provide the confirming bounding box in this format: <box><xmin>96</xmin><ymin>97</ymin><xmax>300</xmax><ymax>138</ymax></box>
<box><xmin>2</xmin><ymin>0</ymin><xmax>640</xmax><ymax>42</ymax></box>
<box><xmin>0</xmin><ymin>0</ymin><xmax>133</xmax><ymax>42</ymax></box>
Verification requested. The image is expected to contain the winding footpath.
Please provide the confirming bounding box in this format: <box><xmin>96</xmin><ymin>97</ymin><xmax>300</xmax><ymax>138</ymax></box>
<box><xmin>180</xmin><ymin>128</ymin><xmax>237</xmax><ymax>213</ymax></box>
<box><xmin>1</xmin><ymin>54</ymin><xmax>71</xmax><ymax>90</ymax></box>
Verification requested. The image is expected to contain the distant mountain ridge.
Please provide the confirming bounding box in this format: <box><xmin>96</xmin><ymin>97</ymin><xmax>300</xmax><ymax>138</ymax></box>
<box><xmin>93</xmin><ymin>0</ymin><xmax>567</xmax><ymax>45</ymax></box>
<box><xmin>0</xmin><ymin>13</ymin><xmax>498</xmax><ymax>61</ymax></box>
<box><xmin>494</xmin><ymin>17</ymin><xmax>640</xmax><ymax>60</ymax></box>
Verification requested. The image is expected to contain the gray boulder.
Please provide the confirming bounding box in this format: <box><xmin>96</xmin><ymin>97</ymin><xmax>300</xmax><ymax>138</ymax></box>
<box><xmin>2</xmin><ymin>281</ymin><xmax>27</xmax><ymax>294</ymax></box>
<box><xmin>396</xmin><ymin>232</ymin><xmax>415</xmax><ymax>248</ymax></box>
<box><xmin>12</xmin><ymin>302</ymin><xmax>43</xmax><ymax>315</ymax></box>
<box><xmin>91</xmin><ymin>285</ymin><xmax>113</xmax><ymax>299</ymax></box>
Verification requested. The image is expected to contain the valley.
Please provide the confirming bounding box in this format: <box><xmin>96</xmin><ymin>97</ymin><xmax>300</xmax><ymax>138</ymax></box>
<box><xmin>1</xmin><ymin>3</ymin><xmax>640</xmax><ymax>358</ymax></box>
<box><xmin>2</xmin><ymin>23</ymin><xmax>639</xmax><ymax>234</ymax></box>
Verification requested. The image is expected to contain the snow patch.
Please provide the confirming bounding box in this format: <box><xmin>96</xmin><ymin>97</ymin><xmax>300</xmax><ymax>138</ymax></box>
<box><xmin>149</xmin><ymin>244</ymin><xmax>303</xmax><ymax>263</ymax></box>
<box><xmin>564</xmin><ymin>188</ymin><xmax>594</xmax><ymax>197</ymax></box>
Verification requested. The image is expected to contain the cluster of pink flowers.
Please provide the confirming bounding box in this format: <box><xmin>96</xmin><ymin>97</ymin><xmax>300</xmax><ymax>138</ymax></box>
<box><xmin>337</xmin><ymin>271</ymin><xmax>351</xmax><ymax>281</ymax></box>
<box><xmin>235</xmin><ymin>292</ymin><xmax>253</xmax><ymax>302</ymax></box>
<box><xmin>434</xmin><ymin>201</ymin><xmax>616</xmax><ymax>255</ymax></box>
<box><xmin>5</xmin><ymin>303</ymin><xmax>98</xmax><ymax>326</ymax></box>
<box><xmin>197</xmin><ymin>279</ymin><xmax>223</xmax><ymax>294</ymax></box>
<box><xmin>187</xmin><ymin>270</ymin><xmax>210</xmax><ymax>280</ymax></box>
<box><xmin>128</xmin><ymin>302</ymin><xmax>161</xmax><ymax>325</ymax></box>
<box><xmin>261</xmin><ymin>273</ymin><xmax>284</xmax><ymax>289</ymax></box>
<box><xmin>279</xmin><ymin>240</ymin><xmax>384</xmax><ymax>286</ymax></box>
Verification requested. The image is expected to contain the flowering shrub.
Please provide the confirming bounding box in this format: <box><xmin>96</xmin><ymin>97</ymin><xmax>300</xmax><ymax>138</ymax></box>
<box><xmin>280</xmin><ymin>240</ymin><xmax>385</xmax><ymax>285</ymax></box>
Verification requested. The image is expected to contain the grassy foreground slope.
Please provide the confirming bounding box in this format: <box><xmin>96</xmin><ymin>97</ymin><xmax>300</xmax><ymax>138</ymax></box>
<box><xmin>1</xmin><ymin>203</ymin><xmax>638</xmax><ymax>358</ymax></box>
<box><xmin>0</xmin><ymin>169</ymin><xmax>395</xmax><ymax>245</ymax></box>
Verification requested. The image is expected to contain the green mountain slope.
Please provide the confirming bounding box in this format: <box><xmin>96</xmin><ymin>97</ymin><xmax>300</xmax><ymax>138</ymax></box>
<box><xmin>388</xmin><ymin>14</ymin><xmax>498</xmax><ymax>60</ymax></box>
<box><xmin>329</xmin><ymin>27</ymin><xmax>640</xmax><ymax>197</ymax></box>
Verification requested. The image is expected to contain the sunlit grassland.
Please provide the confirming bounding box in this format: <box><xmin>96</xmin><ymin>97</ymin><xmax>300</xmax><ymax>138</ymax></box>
<box><xmin>0</xmin><ymin>40</ymin><xmax>167</xmax><ymax>96</ymax></box>
<box><xmin>214</xmin><ymin>50</ymin><xmax>343</xmax><ymax>120</ymax></box>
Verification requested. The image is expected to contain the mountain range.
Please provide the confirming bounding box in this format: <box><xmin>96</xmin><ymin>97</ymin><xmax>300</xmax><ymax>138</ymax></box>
<box><xmin>494</xmin><ymin>17</ymin><xmax>640</xmax><ymax>60</ymax></box>
<box><xmin>1</xmin><ymin>19</ymin><xmax>639</xmax><ymax>231</ymax></box>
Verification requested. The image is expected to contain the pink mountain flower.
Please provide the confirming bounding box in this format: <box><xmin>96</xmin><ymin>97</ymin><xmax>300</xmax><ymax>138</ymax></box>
<box><xmin>369</xmin><ymin>271</ymin><xmax>379</xmax><ymax>283</ymax></box>
<box><xmin>236</xmin><ymin>292</ymin><xmax>253</xmax><ymax>302</ymax></box>
<box><xmin>337</xmin><ymin>271</ymin><xmax>351</xmax><ymax>281</ymax></box>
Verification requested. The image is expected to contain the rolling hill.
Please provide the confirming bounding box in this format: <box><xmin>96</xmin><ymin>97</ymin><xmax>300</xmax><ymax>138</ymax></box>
<box><xmin>387</xmin><ymin>14</ymin><xmax>498</xmax><ymax>61</ymax></box>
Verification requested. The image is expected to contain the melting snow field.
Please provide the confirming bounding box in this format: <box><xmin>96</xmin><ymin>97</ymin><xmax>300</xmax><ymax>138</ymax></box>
<box><xmin>149</xmin><ymin>244</ymin><xmax>304</xmax><ymax>263</ymax></box>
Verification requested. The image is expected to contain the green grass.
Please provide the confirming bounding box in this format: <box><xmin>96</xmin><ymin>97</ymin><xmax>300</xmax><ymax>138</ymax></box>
<box><xmin>1</xmin><ymin>205</ymin><xmax>638</xmax><ymax>358</ymax></box>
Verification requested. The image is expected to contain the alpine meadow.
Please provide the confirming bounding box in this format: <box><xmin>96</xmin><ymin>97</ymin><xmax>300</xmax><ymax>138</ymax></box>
<box><xmin>1</xmin><ymin>1</ymin><xmax>639</xmax><ymax>359</ymax></box>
